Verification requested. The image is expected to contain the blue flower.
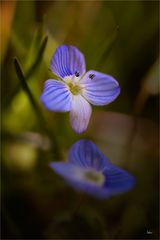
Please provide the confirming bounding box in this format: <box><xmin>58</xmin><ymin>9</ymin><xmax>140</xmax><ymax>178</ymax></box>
<box><xmin>50</xmin><ymin>140</ymin><xmax>135</xmax><ymax>199</ymax></box>
<box><xmin>40</xmin><ymin>45</ymin><xmax>120</xmax><ymax>134</ymax></box>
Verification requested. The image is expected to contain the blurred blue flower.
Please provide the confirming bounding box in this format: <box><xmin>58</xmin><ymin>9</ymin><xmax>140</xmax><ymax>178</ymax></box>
<box><xmin>40</xmin><ymin>45</ymin><xmax>120</xmax><ymax>133</ymax></box>
<box><xmin>50</xmin><ymin>139</ymin><xmax>135</xmax><ymax>199</ymax></box>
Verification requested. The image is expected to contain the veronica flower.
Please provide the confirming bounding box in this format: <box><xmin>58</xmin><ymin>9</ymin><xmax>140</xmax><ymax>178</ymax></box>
<box><xmin>40</xmin><ymin>45</ymin><xmax>120</xmax><ymax>133</ymax></box>
<box><xmin>50</xmin><ymin>140</ymin><xmax>135</xmax><ymax>199</ymax></box>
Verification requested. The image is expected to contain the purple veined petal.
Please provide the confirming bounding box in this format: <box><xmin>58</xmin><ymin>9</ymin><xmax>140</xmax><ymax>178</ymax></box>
<box><xmin>68</xmin><ymin>139</ymin><xmax>110</xmax><ymax>170</ymax></box>
<box><xmin>50</xmin><ymin>161</ymin><xmax>135</xmax><ymax>199</ymax></box>
<box><xmin>40</xmin><ymin>79</ymin><xmax>72</xmax><ymax>112</ymax></box>
<box><xmin>70</xmin><ymin>95</ymin><xmax>92</xmax><ymax>134</ymax></box>
<box><xmin>50</xmin><ymin>162</ymin><xmax>84</xmax><ymax>182</ymax></box>
<box><xmin>49</xmin><ymin>162</ymin><xmax>109</xmax><ymax>198</ymax></box>
<box><xmin>69</xmin><ymin>165</ymin><xmax>135</xmax><ymax>199</ymax></box>
<box><xmin>80</xmin><ymin>70</ymin><xmax>120</xmax><ymax>106</ymax></box>
<box><xmin>69</xmin><ymin>164</ymin><xmax>135</xmax><ymax>198</ymax></box>
<box><xmin>102</xmin><ymin>165</ymin><xmax>136</xmax><ymax>196</ymax></box>
<box><xmin>50</xmin><ymin>162</ymin><xmax>104</xmax><ymax>185</ymax></box>
<box><xmin>50</xmin><ymin>45</ymin><xmax>86</xmax><ymax>79</ymax></box>
<box><xmin>49</xmin><ymin>142</ymin><xmax>135</xmax><ymax>199</ymax></box>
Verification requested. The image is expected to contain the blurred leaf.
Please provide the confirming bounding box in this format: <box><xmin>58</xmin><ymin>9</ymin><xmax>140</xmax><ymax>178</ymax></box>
<box><xmin>14</xmin><ymin>57</ymin><xmax>43</xmax><ymax>118</ymax></box>
<box><xmin>0</xmin><ymin>1</ymin><xmax>16</xmax><ymax>61</ymax></box>
<box><xmin>2</xmin><ymin>131</ymin><xmax>51</xmax><ymax>151</ymax></box>
<box><xmin>26</xmin><ymin>35</ymin><xmax>48</xmax><ymax>79</ymax></box>
<box><xmin>3</xmin><ymin>92</ymin><xmax>36</xmax><ymax>132</ymax></box>
<box><xmin>132</xmin><ymin>59</ymin><xmax>159</xmax><ymax>115</ymax></box>
<box><xmin>4</xmin><ymin>143</ymin><xmax>37</xmax><ymax>171</ymax></box>
<box><xmin>13</xmin><ymin>57</ymin><xmax>61</xmax><ymax>159</ymax></box>
<box><xmin>24</xmin><ymin>26</ymin><xmax>44</xmax><ymax>70</ymax></box>
<box><xmin>144</xmin><ymin>58</ymin><xmax>160</xmax><ymax>95</ymax></box>
<box><xmin>5</xmin><ymin>35</ymin><xmax>48</xmax><ymax>108</ymax></box>
<box><xmin>43</xmin><ymin>32</ymin><xmax>58</xmax><ymax>71</ymax></box>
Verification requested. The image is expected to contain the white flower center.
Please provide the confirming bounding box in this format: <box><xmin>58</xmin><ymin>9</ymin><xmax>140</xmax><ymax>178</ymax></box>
<box><xmin>64</xmin><ymin>75</ymin><xmax>82</xmax><ymax>95</ymax></box>
<box><xmin>83</xmin><ymin>169</ymin><xmax>105</xmax><ymax>186</ymax></box>
<box><xmin>68</xmin><ymin>82</ymin><xmax>82</xmax><ymax>95</ymax></box>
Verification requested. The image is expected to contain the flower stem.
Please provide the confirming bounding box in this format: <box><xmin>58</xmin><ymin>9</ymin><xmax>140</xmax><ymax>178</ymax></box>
<box><xmin>26</xmin><ymin>36</ymin><xmax>48</xmax><ymax>79</ymax></box>
<box><xmin>4</xmin><ymin>36</ymin><xmax>48</xmax><ymax>109</ymax></box>
<box><xmin>14</xmin><ymin>58</ymin><xmax>43</xmax><ymax>119</ymax></box>
<box><xmin>124</xmin><ymin>84</ymin><xmax>149</xmax><ymax>166</ymax></box>
<box><xmin>95</xmin><ymin>25</ymin><xmax>119</xmax><ymax>69</ymax></box>
<box><xmin>13</xmin><ymin>57</ymin><xmax>61</xmax><ymax>159</ymax></box>
<box><xmin>71</xmin><ymin>193</ymin><xmax>86</xmax><ymax>218</ymax></box>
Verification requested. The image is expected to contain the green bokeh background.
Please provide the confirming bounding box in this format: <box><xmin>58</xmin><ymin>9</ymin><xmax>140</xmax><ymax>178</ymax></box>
<box><xmin>1</xmin><ymin>1</ymin><xmax>159</xmax><ymax>239</ymax></box>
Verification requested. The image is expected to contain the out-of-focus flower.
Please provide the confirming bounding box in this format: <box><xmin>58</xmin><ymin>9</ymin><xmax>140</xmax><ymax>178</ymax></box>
<box><xmin>50</xmin><ymin>139</ymin><xmax>135</xmax><ymax>199</ymax></box>
<box><xmin>40</xmin><ymin>45</ymin><xmax>120</xmax><ymax>133</ymax></box>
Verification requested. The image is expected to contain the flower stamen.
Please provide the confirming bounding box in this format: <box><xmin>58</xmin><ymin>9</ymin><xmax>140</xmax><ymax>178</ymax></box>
<box><xmin>83</xmin><ymin>169</ymin><xmax>105</xmax><ymax>186</ymax></box>
<box><xmin>68</xmin><ymin>82</ymin><xmax>82</xmax><ymax>95</ymax></box>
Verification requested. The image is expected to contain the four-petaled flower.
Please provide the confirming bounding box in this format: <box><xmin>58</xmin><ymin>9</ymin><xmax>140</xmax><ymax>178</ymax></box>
<box><xmin>50</xmin><ymin>140</ymin><xmax>135</xmax><ymax>199</ymax></box>
<box><xmin>40</xmin><ymin>45</ymin><xmax>120</xmax><ymax>133</ymax></box>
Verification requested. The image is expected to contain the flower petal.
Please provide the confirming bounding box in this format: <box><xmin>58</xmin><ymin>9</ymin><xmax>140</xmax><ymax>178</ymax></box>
<box><xmin>50</xmin><ymin>161</ymin><xmax>135</xmax><ymax>199</ymax></box>
<box><xmin>50</xmin><ymin>162</ymin><xmax>83</xmax><ymax>181</ymax></box>
<box><xmin>80</xmin><ymin>70</ymin><xmax>120</xmax><ymax>106</ymax></box>
<box><xmin>50</xmin><ymin>139</ymin><xmax>135</xmax><ymax>199</ymax></box>
<box><xmin>49</xmin><ymin>162</ymin><xmax>109</xmax><ymax>198</ymax></box>
<box><xmin>50</xmin><ymin>45</ymin><xmax>86</xmax><ymax>79</ymax></box>
<box><xmin>40</xmin><ymin>79</ymin><xmax>71</xmax><ymax>112</ymax></box>
<box><xmin>102</xmin><ymin>165</ymin><xmax>136</xmax><ymax>195</ymax></box>
<box><xmin>67</xmin><ymin>164</ymin><xmax>135</xmax><ymax>198</ymax></box>
<box><xmin>68</xmin><ymin>139</ymin><xmax>110</xmax><ymax>170</ymax></box>
<box><xmin>70</xmin><ymin>95</ymin><xmax>92</xmax><ymax>134</ymax></box>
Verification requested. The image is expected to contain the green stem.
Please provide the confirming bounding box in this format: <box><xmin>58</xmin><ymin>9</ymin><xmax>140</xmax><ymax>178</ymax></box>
<box><xmin>14</xmin><ymin>58</ymin><xmax>43</xmax><ymax>119</ymax></box>
<box><xmin>124</xmin><ymin>85</ymin><xmax>149</xmax><ymax>167</ymax></box>
<box><xmin>71</xmin><ymin>193</ymin><xmax>86</xmax><ymax>219</ymax></box>
<box><xmin>4</xmin><ymin>36</ymin><xmax>48</xmax><ymax>109</ymax></box>
<box><xmin>13</xmin><ymin>57</ymin><xmax>61</xmax><ymax>160</ymax></box>
<box><xmin>26</xmin><ymin>36</ymin><xmax>48</xmax><ymax>79</ymax></box>
<box><xmin>95</xmin><ymin>25</ymin><xmax>119</xmax><ymax>69</ymax></box>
